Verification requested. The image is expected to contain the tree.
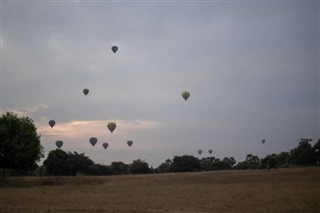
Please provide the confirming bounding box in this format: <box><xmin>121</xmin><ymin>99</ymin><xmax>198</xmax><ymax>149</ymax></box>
<box><xmin>65</xmin><ymin>152</ymin><xmax>94</xmax><ymax>175</ymax></box>
<box><xmin>245</xmin><ymin>154</ymin><xmax>261</xmax><ymax>169</ymax></box>
<box><xmin>109</xmin><ymin>161</ymin><xmax>129</xmax><ymax>175</ymax></box>
<box><xmin>200</xmin><ymin>157</ymin><xmax>216</xmax><ymax>171</ymax></box>
<box><xmin>289</xmin><ymin>139</ymin><xmax>314</xmax><ymax>165</ymax></box>
<box><xmin>261</xmin><ymin>154</ymin><xmax>279</xmax><ymax>169</ymax></box>
<box><xmin>221</xmin><ymin>157</ymin><xmax>236</xmax><ymax>169</ymax></box>
<box><xmin>129</xmin><ymin>159</ymin><xmax>151</xmax><ymax>174</ymax></box>
<box><xmin>43</xmin><ymin>149</ymin><xmax>69</xmax><ymax>175</ymax></box>
<box><xmin>312</xmin><ymin>139</ymin><xmax>320</xmax><ymax>164</ymax></box>
<box><xmin>156</xmin><ymin>159</ymin><xmax>172</xmax><ymax>173</ymax></box>
<box><xmin>43</xmin><ymin>150</ymin><xmax>94</xmax><ymax>175</ymax></box>
<box><xmin>89</xmin><ymin>164</ymin><xmax>110</xmax><ymax>175</ymax></box>
<box><xmin>235</xmin><ymin>154</ymin><xmax>261</xmax><ymax>170</ymax></box>
<box><xmin>275</xmin><ymin>152</ymin><xmax>290</xmax><ymax>166</ymax></box>
<box><xmin>170</xmin><ymin>155</ymin><xmax>201</xmax><ymax>172</ymax></box>
<box><xmin>0</xmin><ymin>112</ymin><xmax>44</xmax><ymax>172</ymax></box>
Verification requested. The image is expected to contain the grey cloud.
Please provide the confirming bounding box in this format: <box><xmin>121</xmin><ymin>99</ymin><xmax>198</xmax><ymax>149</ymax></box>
<box><xmin>2</xmin><ymin>2</ymin><xmax>319</xmax><ymax>166</ymax></box>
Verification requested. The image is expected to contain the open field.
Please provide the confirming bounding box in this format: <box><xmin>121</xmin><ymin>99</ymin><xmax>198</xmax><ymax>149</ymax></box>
<box><xmin>1</xmin><ymin>167</ymin><xmax>320</xmax><ymax>212</ymax></box>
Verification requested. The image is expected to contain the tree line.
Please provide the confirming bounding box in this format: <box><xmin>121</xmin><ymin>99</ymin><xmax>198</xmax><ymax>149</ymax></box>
<box><xmin>1</xmin><ymin>112</ymin><xmax>319</xmax><ymax>176</ymax></box>
<box><xmin>37</xmin><ymin>137</ymin><xmax>320</xmax><ymax>176</ymax></box>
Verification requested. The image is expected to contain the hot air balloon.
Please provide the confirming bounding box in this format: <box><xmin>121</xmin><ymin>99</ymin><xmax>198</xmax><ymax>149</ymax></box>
<box><xmin>261</xmin><ymin>139</ymin><xmax>266</xmax><ymax>144</ymax></box>
<box><xmin>182</xmin><ymin>91</ymin><xmax>190</xmax><ymax>101</ymax></box>
<box><xmin>209</xmin><ymin>149</ymin><xmax>213</xmax><ymax>154</ymax></box>
<box><xmin>127</xmin><ymin>140</ymin><xmax>133</xmax><ymax>147</ymax></box>
<box><xmin>49</xmin><ymin>120</ymin><xmax>55</xmax><ymax>128</ymax></box>
<box><xmin>107</xmin><ymin>122</ymin><xmax>117</xmax><ymax>133</ymax></box>
<box><xmin>198</xmin><ymin>149</ymin><xmax>202</xmax><ymax>155</ymax></box>
<box><xmin>56</xmin><ymin>140</ymin><xmax>63</xmax><ymax>149</ymax></box>
<box><xmin>83</xmin><ymin>88</ymin><xmax>89</xmax><ymax>96</ymax></box>
<box><xmin>111</xmin><ymin>46</ymin><xmax>118</xmax><ymax>54</ymax></box>
<box><xmin>89</xmin><ymin>137</ymin><xmax>98</xmax><ymax>146</ymax></box>
<box><xmin>102</xmin><ymin>143</ymin><xmax>108</xmax><ymax>150</ymax></box>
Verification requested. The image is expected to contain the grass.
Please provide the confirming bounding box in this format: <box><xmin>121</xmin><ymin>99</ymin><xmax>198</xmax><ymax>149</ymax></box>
<box><xmin>0</xmin><ymin>167</ymin><xmax>320</xmax><ymax>212</ymax></box>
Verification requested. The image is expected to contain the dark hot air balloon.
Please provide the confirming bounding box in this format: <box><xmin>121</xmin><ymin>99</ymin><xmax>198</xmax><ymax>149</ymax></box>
<box><xmin>49</xmin><ymin>120</ymin><xmax>55</xmax><ymax>128</ymax></box>
<box><xmin>102</xmin><ymin>143</ymin><xmax>108</xmax><ymax>150</ymax></box>
<box><xmin>198</xmin><ymin>149</ymin><xmax>202</xmax><ymax>155</ymax></box>
<box><xmin>107</xmin><ymin>122</ymin><xmax>117</xmax><ymax>133</ymax></box>
<box><xmin>83</xmin><ymin>88</ymin><xmax>89</xmax><ymax>96</ymax></box>
<box><xmin>127</xmin><ymin>140</ymin><xmax>133</xmax><ymax>147</ymax></box>
<box><xmin>209</xmin><ymin>149</ymin><xmax>213</xmax><ymax>154</ymax></box>
<box><xmin>261</xmin><ymin>139</ymin><xmax>266</xmax><ymax>144</ymax></box>
<box><xmin>89</xmin><ymin>137</ymin><xmax>98</xmax><ymax>146</ymax></box>
<box><xmin>56</xmin><ymin>140</ymin><xmax>63</xmax><ymax>149</ymax></box>
<box><xmin>111</xmin><ymin>46</ymin><xmax>118</xmax><ymax>54</ymax></box>
<box><xmin>182</xmin><ymin>91</ymin><xmax>190</xmax><ymax>101</ymax></box>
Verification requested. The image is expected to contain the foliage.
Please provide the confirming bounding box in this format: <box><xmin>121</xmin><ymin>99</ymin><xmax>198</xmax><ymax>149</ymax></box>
<box><xmin>43</xmin><ymin>150</ymin><xmax>94</xmax><ymax>175</ymax></box>
<box><xmin>0</xmin><ymin>112</ymin><xmax>44</xmax><ymax>172</ymax></box>
<box><xmin>312</xmin><ymin>139</ymin><xmax>320</xmax><ymax>164</ymax></box>
<box><xmin>43</xmin><ymin>149</ymin><xmax>69</xmax><ymax>175</ymax></box>
<box><xmin>200</xmin><ymin>157</ymin><xmax>216</xmax><ymax>171</ymax></box>
<box><xmin>275</xmin><ymin>152</ymin><xmax>290</xmax><ymax>166</ymax></box>
<box><xmin>222</xmin><ymin>157</ymin><xmax>236</xmax><ymax>168</ymax></box>
<box><xmin>65</xmin><ymin>152</ymin><xmax>94</xmax><ymax>175</ymax></box>
<box><xmin>40</xmin><ymin>137</ymin><xmax>320</xmax><ymax>176</ymax></box>
<box><xmin>261</xmin><ymin>154</ymin><xmax>279</xmax><ymax>169</ymax></box>
<box><xmin>234</xmin><ymin>154</ymin><xmax>261</xmax><ymax>169</ymax></box>
<box><xmin>129</xmin><ymin>159</ymin><xmax>151</xmax><ymax>174</ymax></box>
<box><xmin>109</xmin><ymin>161</ymin><xmax>129</xmax><ymax>175</ymax></box>
<box><xmin>289</xmin><ymin>139</ymin><xmax>315</xmax><ymax>165</ymax></box>
<box><xmin>156</xmin><ymin>159</ymin><xmax>172</xmax><ymax>173</ymax></box>
<box><xmin>245</xmin><ymin>154</ymin><xmax>261</xmax><ymax>168</ymax></box>
<box><xmin>199</xmin><ymin>157</ymin><xmax>235</xmax><ymax>171</ymax></box>
<box><xmin>170</xmin><ymin>155</ymin><xmax>201</xmax><ymax>172</ymax></box>
<box><xmin>88</xmin><ymin>164</ymin><xmax>110</xmax><ymax>175</ymax></box>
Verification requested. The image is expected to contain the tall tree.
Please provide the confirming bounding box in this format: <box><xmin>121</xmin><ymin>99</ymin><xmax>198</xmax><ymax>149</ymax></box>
<box><xmin>261</xmin><ymin>154</ymin><xmax>278</xmax><ymax>169</ymax></box>
<box><xmin>43</xmin><ymin>150</ymin><xmax>94</xmax><ymax>175</ymax></box>
<box><xmin>109</xmin><ymin>161</ymin><xmax>129</xmax><ymax>175</ymax></box>
<box><xmin>170</xmin><ymin>155</ymin><xmax>201</xmax><ymax>172</ymax></box>
<box><xmin>200</xmin><ymin>157</ymin><xmax>216</xmax><ymax>171</ymax></box>
<box><xmin>129</xmin><ymin>159</ymin><xmax>151</xmax><ymax>174</ymax></box>
<box><xmin>275</xmin><ymin>152</ymin><xmax>290</xmax><ymax>165</ymax></box>
<box><xmin>43</xmin><ymin>149</ymin><xmax>69</xmax><ymax>175</ymax></box>
<box><xmin>0</xmin><ymin>112</ymin><xmax>44</xmax><ymax>172</ymax></box>
<box><xmin>65</xmin><ymin>152</ymin><xmax>94</xmax><ymax>175</ymax></box>
<box><xmin>313</xmin><ymin>139</ymin><xmax>320</xmax><ymax>164</ymax></box>
<box><xmin>157</xmin><ymin>159</ymin><xmax>172</xmax><ymax>173</ymax></box>
<box><xmin>289</xmin><ymin>139</ymin><xmax>314</xmax><ymax>165</ymax></box>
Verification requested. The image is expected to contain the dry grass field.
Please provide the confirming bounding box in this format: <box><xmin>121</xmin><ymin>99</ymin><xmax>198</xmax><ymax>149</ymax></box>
<box><xmin>1</xmin><ymin>167</ymin><xmax>320</xmax><ymax>212</ymax></box>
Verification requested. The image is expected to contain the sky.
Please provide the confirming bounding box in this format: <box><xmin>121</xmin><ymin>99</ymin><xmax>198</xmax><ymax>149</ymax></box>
<box><xmin>1</xmin><ymin>1</ymin><xmax>319</xmax><ymax>167</ymax></box>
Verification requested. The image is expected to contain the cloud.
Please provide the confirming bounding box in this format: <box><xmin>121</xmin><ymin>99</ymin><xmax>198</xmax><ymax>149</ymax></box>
<box><xmin>4</xmin><ymin>103</ymin><xmax>50</xmax><ymax>117</ymax></box>
<box><xmin>2</xmin><ymin>2</ymin><xmax>319</xmax><ymax>167</ymax></box>
<box><xmin>37</xmin><ymin>118</ymin><xmax>161</xmax><ymax>142</ymax></box>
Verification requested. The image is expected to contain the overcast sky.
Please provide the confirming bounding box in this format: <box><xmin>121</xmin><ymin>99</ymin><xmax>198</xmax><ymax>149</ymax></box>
<box><xmin>1</xmin><ymin>1</ymin><xmax>319</xmax><ymax>167</ymax></box>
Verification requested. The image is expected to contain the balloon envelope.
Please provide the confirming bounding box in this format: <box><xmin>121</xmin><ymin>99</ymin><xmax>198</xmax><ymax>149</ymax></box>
<box><xmin>198</xmin><ymin>149</ymin><xmax>202</xmax><ymax>155</ymax></box>
<box><xmin>107</xmin><ymin>122</ymin><xmax>117</xmax><ymax>133</ymax></box>
<box><xmin>127</xmin><ymin>140</ymin><xmax>133</xmax><ymax>147</ymax></box>
<box><xmin>182</xmin><ymin>91</ymin><xmax>190</xmax><ymax>101</ymax></box>
<box><xmin>261</xmin><ymin>139</ymin><xmax>266</xmax><ymax>144</ymax></box>
<box><xmin>102</xmin><ymin>142</ymin><xmax>108</xmax><ymax>150</ymax></box>
<box><xmin>83</xmin><ymin>88</ymin><xmax>89</xmax><ymax>96</ymax></box>
<box><xmin>49</xmin><ymin>120</ymin><xmax>55</xmax><ymax>128</ymax></box>
<box><xmin>89</xmin><ymin>137</ymin><xmax>98</xmax><ymax>146</ymax></box>
<box><xmin>111</xmin><ymin>46</ymin><xmax>118</xmax><ymax>53</ymax></box>
<box><xmin>56</xmin><ymin>140</ymin><xmax>63</xmax><ymax>149</ymax></box>
<box><xmin>209</xmin><ymin>150</ymin><xmax>213</xmax><ymax>154</ymax></box>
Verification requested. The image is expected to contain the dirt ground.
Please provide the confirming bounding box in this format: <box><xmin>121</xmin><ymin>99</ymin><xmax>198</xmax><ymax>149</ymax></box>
<box><xmin>1</xmin><ymin>167</ymin><xmax>319</xmax><ymax>212</ymax></box>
